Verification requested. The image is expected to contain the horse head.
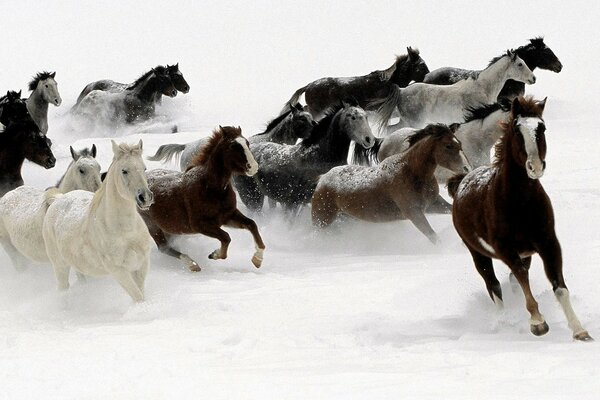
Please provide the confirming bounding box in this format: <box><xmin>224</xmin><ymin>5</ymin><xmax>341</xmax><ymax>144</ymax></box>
<box><xmin>110</xmin><ymin>140</ymin><xmax>154</xmax><ymax>209</ymax></box>
<box><xmin>510</xmin><ymin>96</ymin><xmax>547</xmax><ymax>179</ymax></box>
<box><xmin>505</xmin><ymin>52</ymin><xmax>536</xmax><ymax>85</ymax></box>
<box><xmin>406</xmin><ymin>47</ymin><xmax>429</xmax><ymax>82</ymax></box>
<box><xmin>69</xmin><ymin>144</ymin><xmax>102</xmax><ymax>192</ymax></box>
<box><xmin>153</xmin><ymin>67</ymin><xmax>178</xmax><ymax>98</ymax></box>
<box><xmin>29</xmin><ymin>71</ymin><xmax>61</xmax><ymax>106</ymax></box>
<box><xmin>167</xmin><ymin>63</ymin><xmax>190</xmax><ymax>93</ymax></box>
<box><xmin>527</xmin><ymin>37</ymin><xmax>563</xmax><ymax>73</ymax></box>
<box><xmin>338</xmin><ymin>101</ymin><xmax>376</xmax><ymax>149</ymax></box>
<box><xmin>290</xmin><ymin>104</ymin><xmax>316</xmax><ymax>139</ymax></box>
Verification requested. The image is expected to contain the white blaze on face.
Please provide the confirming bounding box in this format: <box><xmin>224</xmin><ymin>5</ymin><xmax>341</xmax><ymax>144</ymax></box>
<box><xmin>517</xmin><ymin>117</ymin><xmax>545</xmax><ymax>179</ymax></box>
<box><xmin>236</xmin><ymin>137</ymin><xmax>258</xmax><ymax>176</ymax></box>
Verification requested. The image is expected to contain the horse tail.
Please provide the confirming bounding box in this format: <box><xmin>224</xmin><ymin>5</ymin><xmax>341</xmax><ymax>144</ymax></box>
<box><xmin>44</xmin><ymin>187</ymin><xmax>63</xmax><ymax>207</ymax></box>
<box><xmin>280</xmin><ymin>85</ymin><xmax>308</xmax><ymax>115</ymax></box>
<box><xmin>147</xmin><ymin>143</ymin><xmax>185</xmax><ymax>164</ymax></box>
<box><xmin>447</xmin><ymin>173</ymin><xmax>467</xmax><ymax>199</ymax></box>
<box><xmin>371</xmin><ymin>85</ymin><xmax>402</xmax><ymax>134</ymax></box>
<box><xmin>351</xmin><ymin>138</ymin><xmax>384</xmax><ymax>166</ymax></box>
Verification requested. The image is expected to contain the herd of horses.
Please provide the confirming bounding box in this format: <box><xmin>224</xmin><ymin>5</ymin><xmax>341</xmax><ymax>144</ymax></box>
<box><xmin>0</xmin><ymin>37</ymin><xmax>592</xmax><ymax>341</ymax></box>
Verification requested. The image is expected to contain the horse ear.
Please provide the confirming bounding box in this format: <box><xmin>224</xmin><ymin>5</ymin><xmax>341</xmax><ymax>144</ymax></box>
<box><xmin>17</xmin><ymin>90</ymin><xmax>21</xmax><ymax>97</ymax></box>
<box><xmin>511</xmin><ymin>97</ymin><xmax>523</xmax><ymax>116</ymax></box>
<box><xmin>50</xmin><ymin>72</ymin><xmax>56</xmax><ymax>78</ymax></box>
<box><xmin>70</xmin><ymin>146</ymin><xmax>78</xmax><ymax>160</ymax></box>
<box><xmin>91</xmin><ymin>144</ymin><xmax>97</xmax><ymax>158</ymax></box>
<box><xmin>449</xmin><ymin>123</ymin><xmax>460</xmax><ymax>133</ymax></box>
<box><xmin>175</xmin><ymin>63</ymin><xmax>179</xmax><ymax>68</ymax></box>
<box><xmin>407</xmin><ymin>47</ymin><xmax>414</xmax><ymax>60</ymax></box>
<box><xmin>137</xmin><ymin>139</ymin><xmax>143</xmax><ymax>151</ymax></box>
<box><xmin>111</xmin><ymin>140</ymin><xmax>120</xmax><ymax>155</ymax></box>
<box><xmin>537</xmin><ymin>97</ymin><xmax>547</xmax><ymax>111</ymax></box>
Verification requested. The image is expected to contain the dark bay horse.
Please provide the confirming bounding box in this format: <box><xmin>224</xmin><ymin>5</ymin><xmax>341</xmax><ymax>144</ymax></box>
<box><xmin>448</xmin><ymin>96</ymin><xmax>591</xmax><ymax>341</ymax></box>
<box><xmin>424</xmin><ymin>38</ymin><xmax>562</xmax><ymax>100</ymax></box>
<box><xmin>237</xmin><ymin>101</ymin><xmax>376</xmax><ymax>214</ymax></box>
<box><xmin>0</xmin><ymin>92</ymin><xmax>55</xmax><ymax>196</ymax></box>
<box><xmin>72</xmin><ymin>66</ymin><xmax>177</xmax><ymax>124</ymax></box>
<box><xmin>283</xmin><ymin>47</ymin><xmax>429</xmax><ymax>119</ymax></box>
<box><xmin>312</xmin><ymin>124</ymin><xmax>469</xmax><ymax>243</ymax></box>
<box><xmin>141</xmin><ymin>126</ymin><xmax>265</xmax><ymax>272</ymax></box>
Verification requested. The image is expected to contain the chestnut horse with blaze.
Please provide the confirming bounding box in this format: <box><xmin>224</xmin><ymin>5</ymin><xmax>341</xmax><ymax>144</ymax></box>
<box><xmin>449</xmin><ymin>96</ymin><xmax>592</xmax><ymax>341</ymax></box>
<box><xmin>141</xmin><ymin>126</ymin><xmax>265</xmax><ymax>272</ymax></box>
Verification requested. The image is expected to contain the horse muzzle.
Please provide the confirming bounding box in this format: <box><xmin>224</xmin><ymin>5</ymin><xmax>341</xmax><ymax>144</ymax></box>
<box><xmin>54</xmin><ymin>98</ymin><xmax>62</xmax><ymax>106</ymax></box>
<box><xmin>528</xmin><ymin>76</ymin><xmax>537</xmax><ymax>85</ymax></box>
<box><xmin>360</xmin><ymin>135</ymin><xmax>376</xmax><ymax>149</ymax></box>
<box><xmin>136</xmin><ymin>189</ymin><xmax>154</xmax><ymax>210</ymax></box>
<box><xmin>552</xmin><ymin>62</ymin><xmax>563</xmax><ymax>73</ymax></box>
<box><xmin>526</xmin><ymin>159</ymin><xmax>545</xmax><ymax>180</ymax></box>
<box><xmin>45</xmin><ymin>156</ymin><xmax>56</xmax><ymax>169</ymax></box>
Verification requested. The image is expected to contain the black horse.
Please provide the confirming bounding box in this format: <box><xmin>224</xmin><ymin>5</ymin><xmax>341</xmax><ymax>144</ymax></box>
<box><xmin>0</xmin><ymin>91</ymin><xmax>55</xmax><ymax>196</ymax></box>
<box><xmin>282</xmin><ymin>47</ymin><xmax>429</xmax><ymax>119</ymax></box>
<box><xmin>236</xmin><ymin>101</ymin><xmax>376</xmax><ymax>214</ymax></box>
<box><xmin>424</xmin><ymin>37</ymin><xmax>562</xmax><ymax>100</ymax></box>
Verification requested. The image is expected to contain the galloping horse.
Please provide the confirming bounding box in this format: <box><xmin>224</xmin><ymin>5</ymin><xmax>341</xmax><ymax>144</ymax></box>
<box><xmin>239</xmin><ymin>101</ymin><xmax>376</xmax><ymax>214</ymax></box>
<box><xmin>0</xmin><ymin>145</ymin><xmax>100</xmax><ymax>268</ymax></box>
<box><xmin>312</xmin><ymin>124</ymin><xmax>470</xmax><ymax>243</ymax></box>
<box><xmin>25</xmin><ymin>71</ymin><xmax>62</xmax><ymax>134</ymax></box>
<box><xmin>72</xmin><ymin>66</ymin><xmax>177</xmax><ymax>124</ymax></box>
<box><xmin>0</xmin><ymin>91</ymin><xmax>55</xmax><ymax>197</ymax></box>
<box><xmin>283</xmin><ymin>47</ymin><xmax>429</xmax><ymax>119</ymax></box>
<box><xmin>148</xmin><ymin>103</ymin><xmax>315</xmax><ymax>171</ymax></box>
<box><xmin>375</xmin><ymin>50</ymin><xmax>535</xmax><ymax>131</ymax></box>
<box><xmin>448</xmin><ymin>96</ymin><xmax>591</xmax><ymax>341</ymax></box>
<box><xmin>141</xmin><ymin>126</ymin><xmax>265</xmax><ymax>272</ymax></box>
<box><xmin>43</xmin><ymin>140</ymin><xmax>153</xmax><ymax>302</ymax></box>
<box><xmin>424</xmin><ymin>38</ymin><xmax>562</xmax><ymax>100</ymax></box>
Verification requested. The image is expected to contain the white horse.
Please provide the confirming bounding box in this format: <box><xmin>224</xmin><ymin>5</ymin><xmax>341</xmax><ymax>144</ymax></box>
<box><xmin>25</xmin><ymin>71</ymin><xmax>62</xmax><ymax>134</ymax></box>
<box><xmin>376</xmin><ymin>51</ymin><xmax>535</xmax><ymax>130</ymax></box>
<box><xmin>42</xmin><ymin>140</ymin><xmax>154</xmax><ymax>302</ymax></box>
<box><xmin>0</xmin><ymin>145</ymin><xmax>101</xmax><ymax>268</ymax></box>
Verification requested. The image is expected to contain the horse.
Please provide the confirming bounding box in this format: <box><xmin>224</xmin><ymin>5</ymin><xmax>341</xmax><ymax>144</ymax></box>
<box><xmin>25</xmin><ymin>71</ymin><xmax>62</xmax><ymax>134</ymax></box>
<box><xmin>375</xmin><ymin>50</ymin><xmax>535</xmax><ymax>131</ymax></box>
<box><xmin>43</xmin><ymin>140</ymin><xmax>153</xmax><ymax>302</ymax></box>
<box><xmin>0</xmin><ymin>145</ymin><xmax>101</xmax><ymax>268</ymax></box>
<box><xmin>148</xmin><ymin>103</ymin><xmax>316</xmax><ymax>171</ymax></box>
<box><xmin>72</xmin><ymin>66</ymin><xmax>177</xmax><ymax>124</ymax></box>
<box><xmin>312</xmin><ymin>124</ymin><xmax>470</xmax><ymax>243</ymax></box>
<box><xmin>0</xmin><ymin>93</ymin><xmax>56</xmax><ymax>197</ymax></box>
<box><xmin>353</xmin><ymin>100</ymin><xmax>511</xmax><ymax>181</ymax></box>
<box><xmin>447</xmin><ymin>96</ymin><xmax>592</xmax><ymax>341</ymax></box>
<box><xmin>282</xmin><ymin>47</ymin><xmax>429</xmax><ymax>119</ymax></box>
<box><xmin>74</xmin><ymin>64</ymin><xmax>189</xmax><ymax>106</ymax></box>
<box><xmin>140</xmin><ymin>126</ymin><xmax>264</xmax><ymax>272</ymax></box>
<box><xmin>424</xmin><ymin>37</ymin><xmax>562</xmax><ymax>101</ymax></box>
<box><xmin>239</xmin><ymin>101</ymin><xmax>376</xmax><ymax>214</ymax></box>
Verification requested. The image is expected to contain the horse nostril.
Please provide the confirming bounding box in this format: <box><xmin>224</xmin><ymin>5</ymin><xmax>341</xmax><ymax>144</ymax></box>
<box><xmin>542</xmin><ymin>161</ymin><xmax>547</xmax><ymax>170</ymax></box>
<box><xmin>365</xmin><ymin>137</ymin><xmax>371</xmax><ymax>144</ymax></box>
<box><xmin>463</xmin><ymin>166</ymin><xmax>469</xmax><ymax>173</ymax></box>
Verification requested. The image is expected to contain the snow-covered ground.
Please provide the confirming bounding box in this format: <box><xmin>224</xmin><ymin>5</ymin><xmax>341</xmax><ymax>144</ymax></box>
<box><xmin>1</xmin><ymin>1</ymin><xmax>599</xmax><ymax>398</ymax></box>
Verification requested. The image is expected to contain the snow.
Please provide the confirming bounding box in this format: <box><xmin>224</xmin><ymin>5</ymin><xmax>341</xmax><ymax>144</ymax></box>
<box><xmin>1</xmin><ymin>1</ymin><xmax>600</xmax><ymax>399</ymax></box>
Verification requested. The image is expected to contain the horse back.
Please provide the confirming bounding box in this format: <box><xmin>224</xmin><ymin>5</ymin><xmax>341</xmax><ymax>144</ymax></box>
<box><xmin>423</xmin><ymin>67</ymin><xmax>477</xmax><ymax>85</ymax></box>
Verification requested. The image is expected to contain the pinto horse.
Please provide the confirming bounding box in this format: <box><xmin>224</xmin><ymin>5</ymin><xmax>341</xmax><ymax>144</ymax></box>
<box><xmin>141</xmin><ymin>126</ymin><xmax>265</xmax><ymax>272</ymax></box>
<box><xmin>424</xmin><ymin>37</ymin><xmax>562</xmax><ymax>101</ymax></box>
<box><xmin>283</xmin><ymin>47</ymin><xmax>429</xmax><ymax>119</ymax></box>
<box><xmin>312</xmin><ymin>124</ymin><xmax>470</xmax><ymax>243</ymax></box>
<box><xmin>448</xmin><ymin>96</ymin><xmax>592</xmax><ymax>341</ymax></box>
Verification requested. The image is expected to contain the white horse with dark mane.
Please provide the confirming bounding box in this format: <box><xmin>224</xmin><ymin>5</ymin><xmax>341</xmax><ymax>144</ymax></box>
<box><xmin>375</xmin><ymin>51</ymin><xmax>535</xmax><ymax>130</ymax></box>
<box><xmin>0</xmin><ymin>145</ymin><xmax>101</xmax><ymax>268</ymax></box>
<box><xmin>25</xmin><ymin>71</ymin><xmax>62</xmax><ymax>134</ymax></box>
<box><xmin>43</xmin><ymin>140</ymin><xmax>154</xmax><ymax>302</ymax></box>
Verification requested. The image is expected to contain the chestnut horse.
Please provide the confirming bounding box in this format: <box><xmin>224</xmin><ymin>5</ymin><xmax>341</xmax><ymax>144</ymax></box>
<box><xmin>140</xmin><ymin>126</ymin><xmax>264</xmax><ymax>272</ymax></box>
<box><xmin>312</xmin><ymin>124</ymin><xmax>470</xmax><ymax>243</ymax></box>
<box><xmin>448</xmin><ymin>96</ymin><xmax>592</xmax><ymax>341</ymax></box>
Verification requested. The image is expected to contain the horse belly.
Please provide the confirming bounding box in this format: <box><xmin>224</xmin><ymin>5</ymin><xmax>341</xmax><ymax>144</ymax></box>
<box><xmin>336</xmin><ymin>188</ymin><xmax>403</xmax><ymax>222</ymax></box>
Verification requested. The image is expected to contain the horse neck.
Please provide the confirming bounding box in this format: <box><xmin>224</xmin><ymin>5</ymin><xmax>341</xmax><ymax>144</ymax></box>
<box><xmin>0</xmin><ymin>143</ymin><xmax>25</xmax><ymax>186</ymax></box>
<box><xmin>312</xmin><ymin>114</ymin><xmax>351</xmax><ymax>163</ymax></box>
<box><xmin>401</xmin><ymin>138</ymin><xmax>437</xmax><ymax>178</ymax></box>
<box><xmin>515</xmin><ymin>46</ymin><xmax>539</xmax><ymax>70</ymax></box>
<box><xmin>57</xmin><ymin>161</ymin><xmax>76</xmax><ymax>192</ymax></box>
<box><xmin>496</xmin><ymin>130</ymin><xmax>541</xmax><ymax>197</ymax></box>
<box><xmin>458</xmin><ymin>110</ymin><xmax>507</xmax><ymax>148</ymax></box>
<box><xmin>133</xmin><ymin>75</ymin><xmax>160</xmax><ymax>102</ymax></box>
<box><xmin>204</xmin><ymin>147</ymin><xmax>235</xmax><ymax>189</ymax></box>
<box><xmin>472</xmin><ymin>58</ymin><xmax>512</xmax><ymax>101</ymax></box>
<box><xmin>26</xmin><ymin>89</ymin><xmax>49</xmax><ymax>121</ymax></box>
<box><xmin>92</xmin><ymin>173</ymin><xmax>138</xmax><ymax>227</ymax></box>
<box><xmin>269</xmin><ymin>115</ymin><xmax>296</xmax><ymax>144</ymax></box>
<box><xmin>389</xmin><ymin>60</ymin><xmax>411</xmax><ymax>86</ymax></box>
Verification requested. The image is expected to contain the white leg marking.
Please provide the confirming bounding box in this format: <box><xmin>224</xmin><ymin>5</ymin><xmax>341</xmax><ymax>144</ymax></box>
<box><xmin>492</xmin><ymin>293</ymin><xmax>504</xmax><ymax>310</ymax></box>
<box><xmin>555</xmin><ymin>288</ymin><xmax>586</xmax><ymax>335</ymax></box>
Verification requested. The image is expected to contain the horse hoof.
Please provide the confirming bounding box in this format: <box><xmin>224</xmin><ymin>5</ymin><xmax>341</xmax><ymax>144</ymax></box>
<box><xmin>208</xmin><ymin>250</ymin><xmax>222</xmax><ymax>260</ymax></box>
<box><xmin>188</xmin><ymin>263</ymin><xmax>201</xmax><ymax>272</ymax></box>
<box><xmin>530</xmin><ymin>321</ymin><xmax>549</xmax><ymax>336</ymax></box>
<box><xmin>574</xmin><ymin>330</ymin><xmax>593</xmax><ymax>341</ymax></box>
<box><xmin>251</xmin><ymin>255</ymin><xmax>262</xmax><ymax>268</ymax></box>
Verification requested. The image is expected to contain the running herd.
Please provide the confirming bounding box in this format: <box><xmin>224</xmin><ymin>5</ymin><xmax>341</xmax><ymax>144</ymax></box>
<box><xmin>0</xmin><ymin>37</ymin><xmax>592</xmax><ymax>341</ymax></box>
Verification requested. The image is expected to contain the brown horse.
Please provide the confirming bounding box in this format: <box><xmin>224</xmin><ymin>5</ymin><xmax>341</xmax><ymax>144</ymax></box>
<box><xmin>448</xmin><ymin>96</ymin><xmax>592</xmax><ymax>341</ymax></box>
<box><xmin>312</xmin><ymin>124</ymin><xmax>470</xmax><ymax>243</ymax></box>
<box><xmin>140</xmin><ymin>126</ymin><xmax>265</xmax><ymax>272</ymax></box>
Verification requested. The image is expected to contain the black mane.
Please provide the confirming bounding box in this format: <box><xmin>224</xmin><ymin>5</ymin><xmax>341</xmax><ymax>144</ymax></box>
<box><xmin>301</xmin><ymin>104</ymin><xmax>345</xmax><ymax>147</ymax></box>
<box><xmin>129</xmin><ymin>66</ymin><xmax>167</xmax><ymax>89</ymax></box>
<box><xmin>407</xmin><ymin>124</ymin><xmax>451</xmax><ymax>147</ymax></box>
<box><xmin>487</xmin><ymin>50</ymin><xmax>515</xmax><ymax>68</ymax></box>
<box><xmin>257</xmin><ymin>103</ymin><xmax>302</xmax><ymax>135</ymax></box>
<box><xmin>28</xmin><ymin>71</ymin><xmax>55</xmax><ymax>91</ymax></box>
<box><xmin>462</xmin><ymin>100</ymin><xmax>511</xmax><ymax>123</ymax></box>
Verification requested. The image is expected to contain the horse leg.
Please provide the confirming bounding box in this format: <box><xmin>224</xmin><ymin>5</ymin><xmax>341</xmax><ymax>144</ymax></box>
<box><xmin>509</xmin><ymin>257</ymin><xmax>531</xmax><ymax>294</ymax></box>
<box><xmin>311</xmin><ymin>189</ymin><xmax>338</xmax><ymax>228</ymax></box>
<box><xmin>426</xmin><ymin>195</ymin><xmax>453</xmax><ymax>214</ymax></box>
<box><xmin>466</xmin><ymin>244</ymin><xmax>503</xmax><ymax>308</ymax></box>
<box><xmin>505</xmin><ymin>255</ymin><xmax>548</xmax><ymax>336</ymax></box>
<box><xmin>53</xmin><ymin>264</ymin><xmax>71</xmax><ymax>291</ymax></box>
<box><xmin>224</xmin><ymin>209</ymin><xmax>266</xmax><ymax>268</ymax></box>
<box><xmin>195</xmin><ymin>225</ymin><xmax>231</xmax><ymax>261</ymax></box>
<box><xmin>76</xmin><ymin>272</ymin><xmax>87</xmax><ymax>284</ymax></box>
<box><xmin>111</xmin><ymin>269</ymin><xmax>144</xmax><ymax>302</ymax></box>
<box><xmin>403</xmin><ymin>207</ymin><xmax>439</xmax><ymax>244</ymax></box>
<box><xmin>0</xmin><ymin>238</ymin><xmax>29</xmax><ymax>271</ymax></box>
<box><xmin>537</xmin><ymin>238</ymin><xmax>592</xmax><ymax>341</ymax></box>
<box><xmin>147</xmin><ymin>221</ymin><xmax>200</xmax><ymax>272</ymax></box>
<box><xmin>132</xmin><ymin>254</ymin><xmax>150</xmax><ymax>293</ymax></box>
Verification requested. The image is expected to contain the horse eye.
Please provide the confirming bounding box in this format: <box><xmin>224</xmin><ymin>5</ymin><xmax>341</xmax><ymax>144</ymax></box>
<box><xmin>518</xmin><ymin>63</ymin><xmax>523</xmax><ymax>67</ymax></box>
<box><xmin>45</xmin><ymin>84</ymin><xmax>49</xmax><ymax>88</ymax></box>
<box><xmin>79</xmin><ymin>168</ymin><xmax>85</xmax><ymax>174</ymax></box>
<box><xmin>445</xmin><ymin>144</ymin><xmax>453</xmax><ymax>150</ymax></box>
<box><xmin>122</xmin><ymin>169</ymin><xmax>128</xmax><ymax>175</ymax></box>
<box><xmin>351</xmin><ymin>116</ymin><xmax>356</xmax><ymax>120</ymax></box>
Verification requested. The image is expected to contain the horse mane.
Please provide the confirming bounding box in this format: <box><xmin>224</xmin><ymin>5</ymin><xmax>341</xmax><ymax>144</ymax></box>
<box><xmin>257</xmin><ymin>103</ymin><xmax>300</xmax><ymax>135</ymax></box>
<box><xmin>0</xmin><ymin>90</ymin><xmax>21</xmax><ymax>103</ymax></box>
<box><xmin>301</xmin><ymin>103</ymin><xmax>346</xmax><ymax>147</ymax></box>
<box><xmin>487</xmin><ymin>49</ymin><xmax>515</xmax><ymax>67</ymax></box>
<box><xmin>529</xmin><ymin>36</ymin><xmax>545</xmax><ymax>48</ymax></box>
<box><xmin>28</xmin><ymin>71</ymin><xmax>55</xmax><ymax>91</ymax></box>
<box><xmin>463</xmin><ymin>100</ymin><xmax>511</xmax><ymax>123</ymax></box>
<box><xmin>188</xmin><ymin>126</ymin><xmax>242</xmax><ymax>169</ymax></box>
<box><xmin>493</xmin><ymin>96</ymin><xmax>545</xmax><ymax>167</ymax></box>
<box><xmin>129</xmin><ymin>66</ymin><xmax>167</xmax><ymax>89</ymax></box>
<box><xmin>407</xmin><ymin>124</ymin><xmax>453</xmax><ymax>148</ymax></box>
